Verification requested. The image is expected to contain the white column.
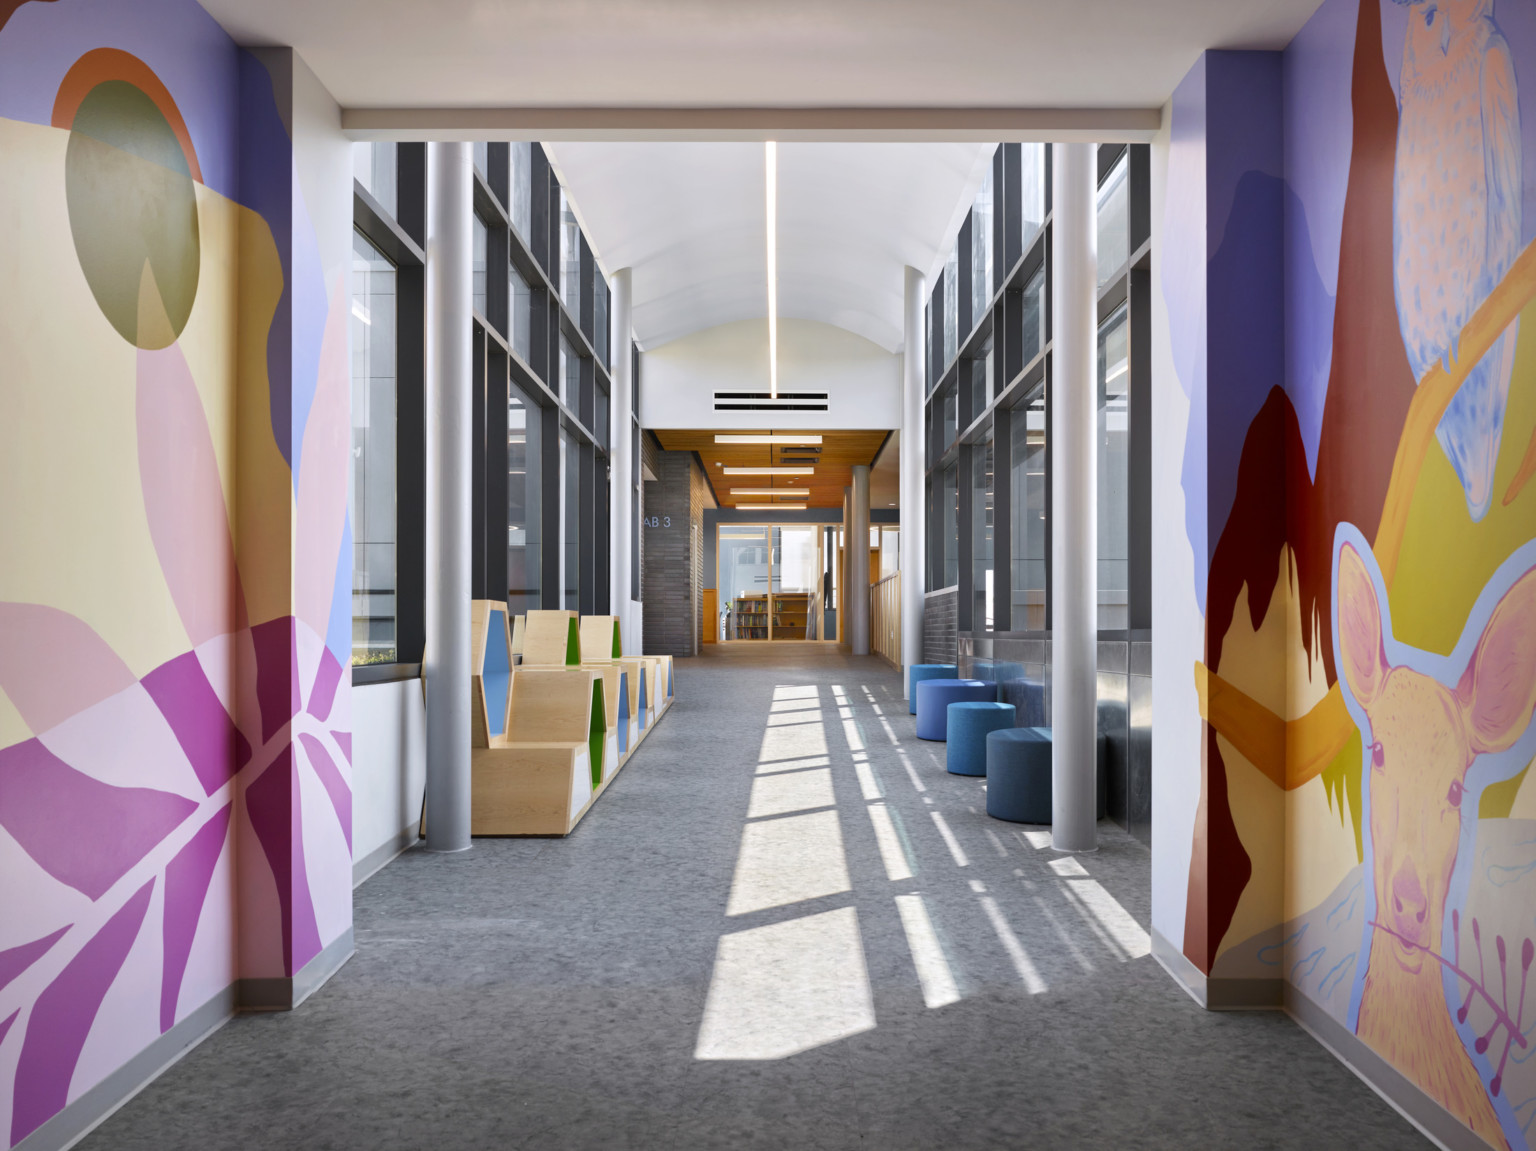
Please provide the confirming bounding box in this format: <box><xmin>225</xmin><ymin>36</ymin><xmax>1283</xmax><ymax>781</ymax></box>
<box><xmin>609</xmin><ymin>267</ymin><xmax>636</xmax><ymax>656</ymax></box>
<box><xmin>900</xmin><ymin>266</ymin><xmax>926</xmax><ymax>693</ymax></box>
<box><xmin>423</xmin><ymin>142</ymin><xmax>474</xmax><ymax>854</ymax></box>
<box><xmin>849</xmin><ymin>464</ymin><xmax>871</xmax><ymax>655</ymax></box>
<box><xmin>1050</xmin><ymin>142</ymin><xmax>1099</xmax><ymax>854</ymax></box>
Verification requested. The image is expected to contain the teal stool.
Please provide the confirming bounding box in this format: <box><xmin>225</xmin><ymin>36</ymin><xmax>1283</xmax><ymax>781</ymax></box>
<box><xmin>908</xmin><ymin>664</ymin><xmax>958</xmax><ymax>714</ymax></box>
<box><xmin>946</xmin><ymin>702</ymin><xmax>1017</xmax><ymax>776</ymax></box>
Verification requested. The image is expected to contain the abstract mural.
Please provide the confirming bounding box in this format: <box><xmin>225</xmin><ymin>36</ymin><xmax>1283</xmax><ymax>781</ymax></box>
<box><xmin>1158</xmin><ymin>1</ymin><xmax>1536</xmax><ymax>1147</ymax></box>
<box><xmin>0</xmin><ymin>1</ymin><xmax>352</xmax><ymax>1146</ymax></box>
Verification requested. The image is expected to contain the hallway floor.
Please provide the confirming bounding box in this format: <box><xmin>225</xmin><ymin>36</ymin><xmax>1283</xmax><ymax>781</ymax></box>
<box><xmin>84</xmin><ymin>643</ymin><xmax>1425</xmax><ymax>1150</ymax></box>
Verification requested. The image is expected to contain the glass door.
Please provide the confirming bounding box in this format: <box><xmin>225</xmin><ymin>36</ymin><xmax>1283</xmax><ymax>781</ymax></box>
<box><xmin>771</xmin><ymin>526</ymin><xmax>820</xmax><ymax>640</ymax></box>
<box><xmin>719</xmin><ymin>526</ymin><xmax>771</xmax><ymax>640</ymax></box>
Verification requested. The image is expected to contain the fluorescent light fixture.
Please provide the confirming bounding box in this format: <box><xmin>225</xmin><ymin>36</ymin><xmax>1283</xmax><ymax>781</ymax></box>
<box><xmin>731</xmin><ymin>487</ymin><xmax>810</xmax><ymax>497</ymax></box>
<box><xmin>715</xmin><ymin>434</ymin><xmax>821</xmax><ymax>446</ymax></box>
<box><xmin>723</xmin><ymin>466</ymin><xmax>813</xmax><ymax>476</ymax></box>
<box><xmin>735</xmin><ymin>503</ymin><xmax>807</xmax><ymax>511</ymax></box>
<box><xmin>766</xmin><ymin>140</ymin><xmax>778</xmax><ymax>401</ymax></box>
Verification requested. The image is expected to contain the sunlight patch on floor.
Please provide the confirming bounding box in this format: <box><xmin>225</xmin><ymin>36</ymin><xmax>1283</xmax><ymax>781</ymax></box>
<box><xmin>895</xmin><ymin>894</ymin><xmax>960</xmax><ymax>1009</ymax></box>
<box><xmin>930</xmin><ymin>811</ymin><xmax>969</xmax><ymax>867</ymax></box>
<box><xmin>727</xmin><ymin>809</ymin><xmax>851</xmax><ymax>916</ymax></box>
<box><xmin>694</xmin><ymin>907</ymin><xmax>875</xmax><ymax>1060</ymax></box>
<box><xmin>972</xmin><ymin>881</ymin><xmax>1047</xmax><ymax>994</ymax></box>
<box><xmin>867</xmin><ymin>802</ymin><xmax>913</xmax><ymax>881</ymax></box>
<box><xmin>748</xmin><ymin>768</ymin><xmax>836</xmax><ymax>818</ymax></box>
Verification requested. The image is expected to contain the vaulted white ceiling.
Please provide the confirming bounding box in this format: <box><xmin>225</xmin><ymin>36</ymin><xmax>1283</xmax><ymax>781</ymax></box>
<box><xmin>547</xmin><ymin>142</ymin><xmax>991</xmax><ymax>352</ymax></box>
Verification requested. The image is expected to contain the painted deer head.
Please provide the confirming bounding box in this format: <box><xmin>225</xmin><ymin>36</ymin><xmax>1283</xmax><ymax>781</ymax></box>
<box><xmin>1336</xmin><ymin>541</ymin><xmax>1536</xmax><ymax>975</ymax></box>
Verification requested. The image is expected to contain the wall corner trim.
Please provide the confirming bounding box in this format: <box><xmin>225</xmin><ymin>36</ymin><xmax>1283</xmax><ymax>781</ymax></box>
<box><xmin>1152</xmin><ymin>926</ymin><xmax>1207</xmax><ymax>1007</ymax></box>
<box><xmin>1152</xmin><ymin>928</ymin><xmax>1284</xmax><ymax>1011</ymax></box>
<box><xmin>11</xmin><ymin>987</ymin><xmax>236</xmax><ymax>1151</ymax></box>
<box><xmin>1285</xmin><ymin>987</ymin><xmax>1481</xmax><ymax>1151</ymax></box>
<box><xmin>238</xmin><ymin>928</ymin><xmax>356</xmax><ymax>1012</ymax></box>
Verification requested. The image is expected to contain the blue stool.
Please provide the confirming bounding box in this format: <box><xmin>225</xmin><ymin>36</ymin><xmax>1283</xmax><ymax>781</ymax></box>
<box><xmin>985</xmin><ymin>728</ymin><xmax>1110</xmax><ymax>822</ymax></box>
<box><xmin>915</xmin><ymin>679</ymin><xmax>994</xmax><ymax>740</ymax></box>
<box><xmin>908</xmin><ymin>664</ymin><xmax>958</xmax><ymax>714</ymax></box>
<box><xmin>946</xmin><ymin>702</ymin><xmax>1017</xmax><ymax>776</ymax></box>
<box><xmin>986</xmin><ymin>727</ymin><xmax>1053</xmax><ymax>822</ymax></box>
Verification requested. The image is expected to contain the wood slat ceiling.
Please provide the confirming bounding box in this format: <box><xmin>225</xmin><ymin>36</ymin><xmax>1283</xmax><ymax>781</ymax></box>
<box><xmin>652</xmin><ymin>429</ymin><xmax>891</xmax><ymax>509</ymax></box>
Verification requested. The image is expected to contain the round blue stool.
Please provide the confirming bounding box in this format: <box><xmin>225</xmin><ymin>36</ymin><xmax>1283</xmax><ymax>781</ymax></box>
<box><xmin>915</xmin><ymin>679</ymin><xmax>994</xmax><ymax>740</ymax></box>
<box><xmin>985</xmin><ymin>727</ymin><xmax>1052</xmax><ymax>822</ymax></box>
<box><xmin>907</xmin><ymin>664</ymin><xmax>958</xmax><ymax>714</ymax></box>
<box><xmin>985</xmin><ymin>728</ymin><xmax>1110</xmax><ymax>821</ymax></box>
<box><xmin>946</xmin><ymin>702</ymin><xmax>1017</xmax><ymax>775</ymax></box>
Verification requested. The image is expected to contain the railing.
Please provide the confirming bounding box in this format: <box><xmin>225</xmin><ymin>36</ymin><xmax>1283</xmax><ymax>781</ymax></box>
<box><xmin>871</xmin><ymin>571</ymin><xmax>901</xmax><ymax>669</ymax></box>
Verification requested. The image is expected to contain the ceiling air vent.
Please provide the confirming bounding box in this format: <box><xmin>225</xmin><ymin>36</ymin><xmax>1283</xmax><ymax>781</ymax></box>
<box><xmin>713</xmin><ymin>391</ymin><xmax>829</xmax><ymax>412</ymax></box>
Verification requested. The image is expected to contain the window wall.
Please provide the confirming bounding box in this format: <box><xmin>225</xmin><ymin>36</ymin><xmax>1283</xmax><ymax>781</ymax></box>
<box><xmin>922</xmin><ymin>142</ymin><xmax>1150</xmax><ymax>639</ymax></box>
<box><xmin>351</xmin><ymin>231</ymin><xmax>397</xmax><ymax>664</ymax></box>
<box><xmin>507</xmin><ymin>385</ymin><xmax>541</xmax><ymax>615</ymax></box>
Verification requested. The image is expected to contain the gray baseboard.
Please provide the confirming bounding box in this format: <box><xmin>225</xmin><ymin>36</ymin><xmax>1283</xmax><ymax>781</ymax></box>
<box><xmin>238</xmin><ymin>927</ymin><xmax>354</xmax><ymax>1011</ymax></box>
<box><xmin>1151</xmin><ymin>928</ymin><xmax>1283</xmax><ymax>1010</ymax></box>
<box><xmin>352</xmin><ymin>821</ymin><xmax>421</xmax><ymax>888</ymax></box>
<box><xmin>1286</xmin><ymin>986</ymin><xmax>1481</xmax><ymax>1151</ymax></box>
<box><xmin>13</xmin><ymin>985</ymin><xmax>235</xmax><ymax>1151</ymax></box>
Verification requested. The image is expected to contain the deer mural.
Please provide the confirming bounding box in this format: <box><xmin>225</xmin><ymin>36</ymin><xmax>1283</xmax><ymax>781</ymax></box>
<box><xmin>1335</xmin><ymin>535</ymin><xmax>1536</xmax><ymax>1148</ymax></box>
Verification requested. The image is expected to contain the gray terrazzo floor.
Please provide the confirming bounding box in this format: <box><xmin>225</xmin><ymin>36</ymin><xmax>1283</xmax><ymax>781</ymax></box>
<box><xmin>82</xmin><ymin>642</ymin><xmax>1426</xmax><ymax>1150</ymax></box>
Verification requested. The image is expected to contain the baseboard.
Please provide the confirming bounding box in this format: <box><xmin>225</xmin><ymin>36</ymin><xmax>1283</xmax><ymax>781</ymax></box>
<box><xmin>352</xmin><ymin>821</ymin><xmax>420</xmax><ymax>888</ymax></box>
<box><xmin>13</xmin><ymin>985</ymin><xmax>235</xmax><ymax>1151</ymax></box>
<box><xmin>1285</xmin><ymin>987</ymin><xmax>1482</xmax><ymax>1151</ymax></box>
<box><xmin>237</xmin><ymin>927</ymin><xmax>355</xmax><ymax>1011</ymax></box>
<box><xmin>1151</xmin><ymin>928</ymin><xmax>1283</xmax><ymax>1010</ymax></box>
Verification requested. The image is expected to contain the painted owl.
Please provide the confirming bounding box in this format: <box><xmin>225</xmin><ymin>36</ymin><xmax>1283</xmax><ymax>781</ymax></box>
<box><xmin>1393</xmin><ymin>0</ymin><xmax>1522</xmax><ymax>522</ymax></box>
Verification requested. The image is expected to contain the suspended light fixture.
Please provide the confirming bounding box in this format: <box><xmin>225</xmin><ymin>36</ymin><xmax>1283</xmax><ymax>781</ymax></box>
<box><xmin>730</xmin><ymin>488</ymin><xmax>810</xmax><ymax>497</ymax></box>
<box><xmin>766</xmin><ymin>140</ymin><xmax>778</xmax><ymax>401</ymax></box>
<box><xmin>722</xmin><ymin>466</ymin><xmax>813</xmax><ymax>476</ymax></box>
<box><xmin>736</xmin><ymin>503</ymin><xmax>806</xmax><ymax>512</ymax></box>
<box><xmin>714</xmin><ymin>433</ymin><xmax>820</xmax><ymax>445</ymax></box>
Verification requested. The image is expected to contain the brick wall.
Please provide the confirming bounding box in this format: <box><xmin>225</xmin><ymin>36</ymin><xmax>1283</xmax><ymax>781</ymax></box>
<box><xmin>643</xmin><ymin>449</ymin><xmax>702</xmax><ymax>656</ymax></box>
<box><xmin>923</xmin><ymin>588</ymin><xmax>957</xmax><ymax>665</ymax></box>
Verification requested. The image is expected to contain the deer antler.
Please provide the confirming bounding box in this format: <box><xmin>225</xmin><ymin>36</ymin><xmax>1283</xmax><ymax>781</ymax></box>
<box><xmin>1198</xmin><ymin>238</ymin><xmax>1536</xmax><ymax>790</ymax></box>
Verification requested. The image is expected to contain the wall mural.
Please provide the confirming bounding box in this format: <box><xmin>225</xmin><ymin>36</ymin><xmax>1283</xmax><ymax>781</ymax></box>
<box><xmin>0</xmin><ymin>2</ymin><xmax>351</xmax><ymax>1146</ymax></box>
<box><xmin>1164</xmin><ymin>1</ymin><xmax>1536</xmax><ymax>1147</ymax></box>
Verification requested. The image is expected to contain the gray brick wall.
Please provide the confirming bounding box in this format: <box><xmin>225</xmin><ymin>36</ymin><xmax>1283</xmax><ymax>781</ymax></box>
<box><xmin>923</xmin><ymin>588</ymin><xmax>957</xmax><ymax>665</ymax></box>
<box><xmin>643</xmin><ymin>449</ymin><xmax>702</xmax><ymax>656</ymax></box>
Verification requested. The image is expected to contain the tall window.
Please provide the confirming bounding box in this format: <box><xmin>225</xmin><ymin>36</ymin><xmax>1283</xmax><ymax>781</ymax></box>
<box><xmin>593</xmin><ymin>279</ymin><xmax>609</xmax><ymax>369</ymax></box>
<box><xmin>943</xmin><ymin>239</ymin><xmax>958</xmax><ymax>368</ymax></box>
<box><xmin>941</xmin><ymin>462</ymin><xmax>959</xmax><ymax>589</ymax></box>
<box><xmin>968</xmin><ymin>342</ymin><xmax>992</xmax><ymax>426</ymax></box>
<box><xmin>350</xmin><ymin>231</ymin><xmax>397</xmax><ymax>664</ymax></box>
<box><xmin>508</xmin><ymin>386</ymin><xmax>541</xmax><ymax>615</ymax></box>
<box><xmin>1098</xmin><ymin>304</ymin><xmax>1130</xmax><ymax>629</ymax></box>
<box><xmin>472</xmin><ymin>142</ymin><xmax>489</xmax><ymax>180</ymax></box>
<box><xmin>1020</xmin><ymin>266</ymin><xmax>1045</xmax><ymax>367</ymax></box>
<box><xmin>509</xmin><ymin>142</ymin><xmax>532</xmax><ymax>242</ymax></box>
<box><xmin>1097</xmin><ymin>151</ymin><xmax>1129</xmax><ymax>291</ymax></box>
<box><xmin>561</xmin><ymin>428</ymin><xmax>580</xmax><ymax>610</ymax></box>
<box><xmin>559</xmin><ymin>334</ymin><xmax>580</xmax><ymax>408</ymax></box>
<box><xmin>971</xmin><ymin>163</ymin><xmax>992</xmax><ymax>329</ymax></box>
<box><xmin>352</xmin><ymin>142</ymin><xmax>396</xmax><ymax>216</ymax></box>
<box><xmin>1010</xmin><ymin>393</ymin><xmax>1047</xmax><ymax>630</ymax></box>
<box><xmin>472</xmin><ymin>215</ymin><xmax>487</xmax><ymax>318</ymax></box>
<box><xmin>509</xmin><ymin>262</ymin><xmax>532</xmax><ymax>363</ymax></box>
<box><xmin>559</xmin><ymin>189</ymin><xmax>582</xmax><ymax>329</ymax></box>
<box><xmin>972</xmin><ymin>440</ymin><xmax>993</xmax><ymax>630</ymax></box>
<box><xmin>1020</xmin><ymin>143</ymin><xmax>1046</xmax><ymax>248</ymax></box>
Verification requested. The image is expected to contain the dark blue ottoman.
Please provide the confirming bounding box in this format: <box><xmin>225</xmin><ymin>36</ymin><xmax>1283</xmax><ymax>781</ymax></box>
<box><xmin>985</xmin><ymin>728</ymin><xmax>1110</xmax><ymax>822</ymax></box>
<box><xmin>946</xmin><ymin>702</ymin><xmax>1017</xmax><ymax>776</ymax></box>
<box><xmin>915</xmin><ymin>679</ymin><xmax>994</xmax><ymax>740</ymax></box>
<box><xmin>986</xmin><ymin>726</ymin><xmax>1052</xmax><ymax>822</ymax></box>
<box><xmin>907</xmin><ymin>664</ymin><xmax>958</xmax><ymax>714</ymax></box>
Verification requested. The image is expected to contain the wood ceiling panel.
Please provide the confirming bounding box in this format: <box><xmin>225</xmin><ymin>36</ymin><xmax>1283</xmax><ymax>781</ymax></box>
<box><xmin>653</xmin><ymin>429</ymin><xmax>890</xmax><ymax>509</ymax></box>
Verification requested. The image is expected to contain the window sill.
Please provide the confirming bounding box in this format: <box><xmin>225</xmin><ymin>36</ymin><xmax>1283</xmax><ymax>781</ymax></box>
<box><xmin>351</xmin><ymin>662</ymin><xmax>422</xmax><ymax>686</ymax></box>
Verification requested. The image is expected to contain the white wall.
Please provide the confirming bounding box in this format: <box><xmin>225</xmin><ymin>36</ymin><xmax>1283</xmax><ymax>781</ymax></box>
<box><xmin>351</xmin><ymin>678</ymin><xmax>427</xmax><ymax>885</ymax></box>
<box><xmin>640</xmin><ymin>317</ymin><xmax>901</xmax><ymax>430</ymax></box>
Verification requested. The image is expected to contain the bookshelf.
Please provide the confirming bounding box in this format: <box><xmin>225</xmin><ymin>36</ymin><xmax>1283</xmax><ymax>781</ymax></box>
<box><xmin>731</xmin><ymin>594</ymin><xmax>770</xmax><ymax>640</ymax></box>
<box><xmin>773</xmin><ymin>592</ymin><xmax>811</xmax><ymax>639</ymax></box>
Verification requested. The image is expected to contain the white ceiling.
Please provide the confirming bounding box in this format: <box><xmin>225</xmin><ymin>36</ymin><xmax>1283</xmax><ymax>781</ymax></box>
<box><xmin>203</xmin><ymin>0</ymin><xmax>1323</xmax><ymax>113</ymax></box>
<box><xmin>548</xmin><ymin>142</ymin><xmax>990</xmax><ymax>351</ymax></box>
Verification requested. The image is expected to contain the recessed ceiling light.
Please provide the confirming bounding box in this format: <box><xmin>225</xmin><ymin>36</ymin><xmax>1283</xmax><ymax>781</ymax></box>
<box><xmin>735</xmin><ymin>503</ymin><xmax>806</xmax><ymax>511</ymax></box>
<box><xmin>723</xmin><ymin>466</ymin><xmax>813</xmax><ymax>476</ymax></box>
<box><xmin>714</xmin><ymin>434</ymin><xmax>822</xmax><ymax>445</ymax></box>
<box><xmin>888</xmin><ymin>502</ymin><xmax>897</xmax><ymax>506</ymax></box>
<box><xmin>766</xmin><ymin>140</ymin><xmax>778</xmax><ymax>401</ymax></box>
<box><xmin>731</xmin><ymin>487</ymin><xmax>810</xmax><ymax>497</ymax></box>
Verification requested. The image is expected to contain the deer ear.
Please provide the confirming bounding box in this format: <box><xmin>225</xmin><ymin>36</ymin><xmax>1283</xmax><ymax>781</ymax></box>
<box><xmin>1337</xmin><ymin>542</ymin><xmax>1386</xmax><ymax>708</ymax></box>
<box><xmin>1463</xmin><ymin>565</ymin><xmax>1536</xmax><ymax>756</ymax></box>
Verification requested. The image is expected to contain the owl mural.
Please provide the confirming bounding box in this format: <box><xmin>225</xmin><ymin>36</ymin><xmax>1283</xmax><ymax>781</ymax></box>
<box><xmin>1392</xmin><ymin>0</ymin><xmax>1522</xmax><ymax>522</ymax></box>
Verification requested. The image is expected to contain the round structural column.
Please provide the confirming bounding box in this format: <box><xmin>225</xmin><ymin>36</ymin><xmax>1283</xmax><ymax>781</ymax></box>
<box><xmin>900</xmin><ymin>265</ymin><xmax>927</xmax><ymax>693</ymax></box>
<box><xmin>849</xmin><ymin>463</ymin><xmax>871</xmax><ymax>655</ymax></box>
<box><xmin>609</xmin><ymin>267</ymin><xmax>637</xmax><ymax>656</ymax></box>
<box><xmin>424</xmin><ymin>141</ymin><xmax>474</xmax><ymax>854</ymax></box>
<box><xmin>1050</xmin><ymin>142</ymin><xmax>1099</xmax><ymax>854</ymax></box>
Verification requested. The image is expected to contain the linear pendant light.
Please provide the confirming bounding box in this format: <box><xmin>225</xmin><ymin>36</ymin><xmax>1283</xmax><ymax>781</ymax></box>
<box><xmin>714</xmin><ymin>433</ymin><xmax>820</xmax><ymax>445</ymax></box>
<box><xmin>736</xmin><ymin>503</ymin><xmax>806</xmax><ymax>512</ymax></box>
<box><xmin>766</xmin><ymin>140</ymin><xmax>778</xmax><ymax>401</ymax></box>
<box><xmin>722</xmin><ymin>466</ymin><xmax>813</xmax><ymax>476</ymax></box>
<box><xmin>730</xmin><ymin>487</ymin><xmax>810</xmax><ymax>497</ymax></box>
